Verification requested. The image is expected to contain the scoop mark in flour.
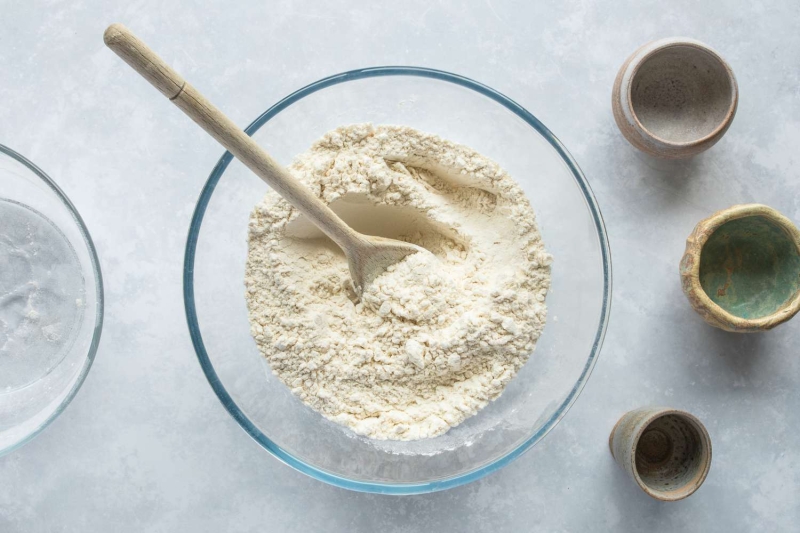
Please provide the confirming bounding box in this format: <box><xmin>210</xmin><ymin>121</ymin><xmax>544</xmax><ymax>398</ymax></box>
<box><xmin>384</xmin><ymin>159</ymin><xmax>500</xmax><ymax>212</ymax></box>
<box><xmin>285</xmin><ymin>193</ymin><xmax>467</xmax><ymax>259</ymax></box>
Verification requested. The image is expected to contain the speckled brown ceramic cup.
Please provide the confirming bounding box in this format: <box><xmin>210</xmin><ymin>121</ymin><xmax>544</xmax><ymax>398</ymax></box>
<box><xmin>612</xmin><ymin>37</ymin><xmax>738</xmax><ymax>158</ymax></box>
<box><xmin>609</xmin><ymin>407</ymin><xmax>712</xmax><ymax>501</ymax></box>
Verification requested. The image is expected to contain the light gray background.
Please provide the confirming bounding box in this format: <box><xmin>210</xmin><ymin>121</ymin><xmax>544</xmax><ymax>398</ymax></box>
<box><xmin>1</xmin><ymin>0</ymin><xmax>798</xmax><ymax>531</ymax></box>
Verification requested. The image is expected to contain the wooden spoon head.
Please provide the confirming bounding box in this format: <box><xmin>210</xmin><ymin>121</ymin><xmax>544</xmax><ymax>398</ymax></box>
<box><xmin>347</xmin><ymin>236</ymin><xmax>428</xmax><ymax>295</ymax></box>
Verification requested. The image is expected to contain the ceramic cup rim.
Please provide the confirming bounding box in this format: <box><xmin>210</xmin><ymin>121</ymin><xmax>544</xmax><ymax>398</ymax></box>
<box><xmin>628</xmin><ymin>408</ymin><xmax>712</xmax><ymax>502</ymax></box>
<box><xmin>625</xmin><ymin>38</ymin><xmax>739</xmax><ymax>149</ymax></box>
<box><xmin>684</xmin><ymin>204</ymin><xmax>800</xmax><ymax>329</ymax></box>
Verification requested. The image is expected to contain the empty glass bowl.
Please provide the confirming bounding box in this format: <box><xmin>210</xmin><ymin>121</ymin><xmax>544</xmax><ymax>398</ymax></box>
<box><xmin>0</xmin><ymin>144</ymin><xmax>103</xmax><ymax>455</ymax></box>
<box><xmin>184</xmin><ymin>67</ymin><xmax>610</xmax><ymax>494</ymax></box>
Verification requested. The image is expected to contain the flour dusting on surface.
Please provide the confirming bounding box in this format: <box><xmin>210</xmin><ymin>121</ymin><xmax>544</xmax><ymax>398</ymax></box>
<box><xmin>245</xmin><ymin>124</ymin><xmax>551</xmax><ymax>440</ymax></box>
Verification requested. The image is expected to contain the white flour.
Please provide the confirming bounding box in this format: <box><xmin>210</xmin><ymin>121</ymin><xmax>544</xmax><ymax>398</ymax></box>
<box><xmin>245</xmin><ymin>124</ymin><xmax>551</xmax><ymax>440</ymax></box>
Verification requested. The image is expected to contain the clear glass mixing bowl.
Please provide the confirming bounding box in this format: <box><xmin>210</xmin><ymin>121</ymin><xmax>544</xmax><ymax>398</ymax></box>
<box><xmin>184</xmin><ymin>67</ymin><xmax>610</xmax><ymax>494</ymax></box>
<box><xmin>0</xmin><ymin>144</ymin><xmax>103</xmax><ymax>455</ymax></box>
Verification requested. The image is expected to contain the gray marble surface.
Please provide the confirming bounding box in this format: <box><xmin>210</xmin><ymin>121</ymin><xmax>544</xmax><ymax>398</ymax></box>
<box><xmin>1</xmin><ymin>0</ymin><xmax>799</xmax><ymax>530</ymax></box>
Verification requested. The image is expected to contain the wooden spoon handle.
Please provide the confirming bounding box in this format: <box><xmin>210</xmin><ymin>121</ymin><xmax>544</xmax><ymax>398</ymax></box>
<box><xmin>103</xmin><ymin>23</ymin><xmax>361</xmax><ymax>251</ymax></box>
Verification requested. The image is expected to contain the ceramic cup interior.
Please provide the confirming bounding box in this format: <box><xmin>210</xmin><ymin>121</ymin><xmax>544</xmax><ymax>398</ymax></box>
<box><xmin>634</xmin><ymin>413</ymin><xmax>710</xmax><ymax>497</ymax></box>
<box><xmin>630</xmin><ymin>44</ymin><xmax>734</xmax><ymax>144</ymax></box>
<box><xmin>699</xmin><ymin>215</ymin><xmax>800</xmax><ymax>319</ymax></box>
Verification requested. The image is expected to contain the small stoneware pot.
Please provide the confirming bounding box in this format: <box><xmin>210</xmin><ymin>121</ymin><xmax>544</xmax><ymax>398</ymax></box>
<box><xmin>680</xmin><ymin>204</ymin><xmax>800</xmax><ymax>332</ymax></box>
<box><xmin>612</xmin><ymin>37</ymin><xmax>738</xmax><ymax>158</ymax></box>
<box><xmin>609</xmin><ymin>408</ymin><xmax>712</xmax><ymax>501</ymax></box>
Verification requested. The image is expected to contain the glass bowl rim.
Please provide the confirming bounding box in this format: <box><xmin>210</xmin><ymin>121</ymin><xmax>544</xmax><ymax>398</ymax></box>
<box><xmin>183</xmin><ymin>66</ymin><xmax>612</xmax><ymax>494</ymax></box>
<box><xmin>0</xmin><ymin>143</ymin><xmax>105</xmax><ymax>456</ymax></box>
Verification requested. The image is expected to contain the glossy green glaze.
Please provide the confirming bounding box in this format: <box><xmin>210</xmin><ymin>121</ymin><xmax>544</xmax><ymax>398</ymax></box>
<box><xmin>699</xmin><ymin>216</ymin><xmax>800</xmax><ymax>319</ymax></box>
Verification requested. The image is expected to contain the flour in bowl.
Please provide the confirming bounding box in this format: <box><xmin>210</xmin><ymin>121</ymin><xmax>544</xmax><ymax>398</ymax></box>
<box><xmin>245</xmin><ymin>124</ymin><xmax>551</xmax><ymax>440</ymax></box>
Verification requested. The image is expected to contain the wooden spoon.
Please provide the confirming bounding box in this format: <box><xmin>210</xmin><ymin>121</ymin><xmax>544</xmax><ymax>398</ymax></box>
<box><xmin>104</xmin><ymin>23</ymin><xmax>425</xmax><ymax>293</ymax></box>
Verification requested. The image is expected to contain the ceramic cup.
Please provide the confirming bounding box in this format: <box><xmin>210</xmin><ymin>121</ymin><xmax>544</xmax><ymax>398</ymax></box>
<box><xmin>609</xmin><ymin>407</ymin><xmax>712</xmax><ymax>501</ymax></box>
<box><xmin>680</xmin><ymin>204</ymin><xmax>800</xmax><ymax>332</ymax></box>
<box><xmin>612</xmin><ymin>37</ymin><xmax>738</xmax><ymax>158</ymax></box>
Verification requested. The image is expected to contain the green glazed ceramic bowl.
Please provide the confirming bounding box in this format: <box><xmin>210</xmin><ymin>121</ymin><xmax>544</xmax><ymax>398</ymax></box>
<box><xmin>680</xmin><ymin>204</ymin><xmax>800</xmax><ymax>332</ymax></box>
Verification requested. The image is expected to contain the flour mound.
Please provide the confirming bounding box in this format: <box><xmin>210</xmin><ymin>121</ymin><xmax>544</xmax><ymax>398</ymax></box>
<box><xmin>245</xmin><ymin>124</ymin><xmax>551</xmax><ymax>441</ymax></box>
<box><xmin>362</xmin><ymin>251</ymin><xmax>456</xmax><ymax>323</ymax></box>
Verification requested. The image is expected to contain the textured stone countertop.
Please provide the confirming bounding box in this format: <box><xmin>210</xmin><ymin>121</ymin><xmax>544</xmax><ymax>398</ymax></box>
<box><xmin>1</xmin><ymin>1</ymin><xmax>798</xmax><ymax>531</ymax></box>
